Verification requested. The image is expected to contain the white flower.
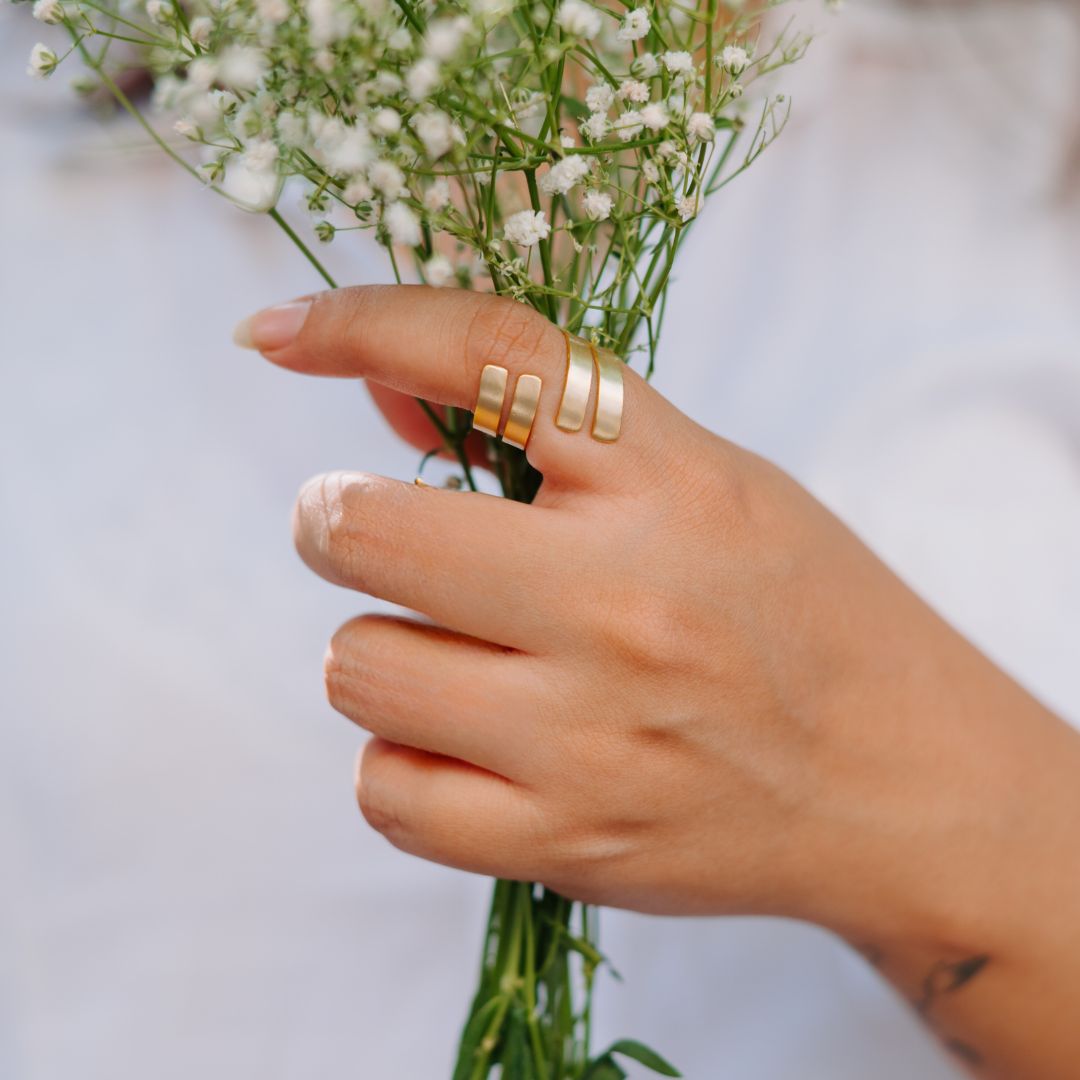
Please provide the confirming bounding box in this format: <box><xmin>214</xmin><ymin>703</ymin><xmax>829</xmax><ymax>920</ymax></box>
<box><xmin>27</xmin><ymin>43</ymin><xmax>57</xmax><ymax>79</ymax></box>
<box><xmin>146</xmin><ymin>0</ymin><xmax>171</xmax><ymax>25</ymax></box>
<box><xmin>618</xmin><ymin>79</ymin><xmax>649</xmax><ymax>104</ymax></box>
<box><xmin>406</xmin><ymin>57</ymin><xmax>440</xmax><ymax>100</ymax></box>
<box><xmin>223</xmin><ymin>155</ymin><xmax>282</xmax><ymax>212</ymax></box>
<box><xmin>661</xmin><ymin>50</ymin><xmax>694</xmax><ymax>76</ymax></box>
<box><xmin>642</xmin><ymin>159</ymin><xmax>660</xmax><ymax>183</ymax></box>
<box><xmin>424</xmin><ymin>177</ymin><xmax>451</xmax><ymax>211</ymax></box>
<box><xmin>425</xmin><ymin>16</ymin><xmax>469</xmax><ymax>60</ymax></box>
<box><xmin>32</xmin><ymin>0</ymin><xmax>62</xmax><ymax>23</ymax></box>
<box><xmin>319</xmin><ymin>122</ymin><xmax>374</xmax><ymax>174</ymax></box>
<box><xmin>687</xmin><ymin>112</ymin><xmax>715</xmax><ymax>142</ymax></box>
<box><xmin>729</xmin><ymin>82</ymin><xmax>744</xmax><ymax>99</ymax></box>
<box><xmin>616</xmin><ymin>7</ymin><xmax>649</xmax><ymax>40</ymax></box>
<box><xmin>413</xmin><ymin>110</ymin><xmax>457</xmax><ymax>159</ymax></box>
<box><xmin>560</xmin><ymin>134</ymin><xmax>576</xmax><ymax>149</ymax></box>
<box><xmin>385</xmin><ymin>201</ymin><xmax>422</xmax><ymax>246</ymax></box>
<box><xmin>307</xmin><ymin>0</ymin><xmax>347</xmax><ymax>47</ymax></box>
<box><xmin>255</xmin><ymin>0</ymin><xmax>289</xmax><ymax>23</ymax></box>
<box><xmin>582</xmin><ymin>189</ymin><xmax>613</xmax><ymax>221</ymax></box>
<box><xmin>424</xmin><ymin>254</ymin><xmax>455</xmax><ymax>286</ymax></box>
<box><xmin>375</xmin><ymin>71</ymin><xmax>403</xmax><ymax>95</ymax></box>
<box><xmin>217</xmin><ymin>45</ymin><xmax>267</xmax><ymax>90</ymax></box>
<box><xmin>631</xmin><ymin>52</ymin><xmax>658</xmax><ymax>79</ymax></box>
<box><xmin>372</xmin><ymin>108</ymin><xmax>402</xmax><ymax>136</ymax></box>
<box><xmin>640</xmin><ymin>103</ymin><xmax>668</xmax><ymax>131</ymax></box>
<box><xmin>277</xmin><ymin>111</ymin><xmax>306</xmax><ymax>146</ymax></box>
<box><xmin>242</xmin><ymin>137</ymin><xmax>279</xmax><ymax>172</ymax></box>
<box><xmin>555</xmin><ymin>0</ymin><xmax>601</xmax><ymax>38</ymax></box>
<box><xmin>186</xmin><ymin>57</ymin><xmax>216</xmax><ymax>90</ymax></box>
<box><xmin>721</xmin><ymin>44</ymin><xmax>749</xmax><ymax>74</ymax></box>
<box><xmin>188</xmin><ymin>15</ymin><xmax>212</xmax><ymax>46</ymax></box>
<box><xmin>370</xmin><ymin>159</ymin><xmax>406</xmax><ymax>199</ymax></box>
<box><xmin>611</xmin><ymin>110</ymin><xmax>644</xmax><ymax>141</ymax></box>
<box><xmin>677</xmin><ymin>193</ymin><xmax>698</xmax><ymax>221</ymax></box>
<box><xmin>503</xmin><ymin>209</ymin><xmax>550</xmax><ymax>247</ymax></box>
<box><xmin>173</xmin><ymin>117</ymin><xmax>199</xmax><ymax>139</ymax></box>
<box><xmin>387</xmin><ymin>27</ymin><xmax>412</xmax><ymax>50</ymax></box>
<box><xmin>657</xmin><ymin>140</ymin><xmax>676</xmax><ymax>159</ymax></box>
<box><xmin>343</xmin><ymin>177</ymin><xmax>373</xmax><ymax>203</ymax></box>
<box><xmin>581</xmin><ymin>112</ymin><xmax>609</xmax><ymax>141</ymax></box>
<box><xmin>539</xmin><ymin>154</ymin><xmax>589</xmax><ymax>195</ymax></box>
<box><xmin>585</xmin><ymin>83</ymin><xmax>614</xmax><ymax>113</ymax></box>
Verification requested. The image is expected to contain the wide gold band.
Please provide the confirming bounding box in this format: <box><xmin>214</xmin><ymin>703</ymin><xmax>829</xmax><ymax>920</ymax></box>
<box><xmin>591</xmin><ymin>345</ymin><xmax>624</xmax><ymax>443</ymax></box>
<box><xmin>556</xmin><ymin>333</ymin><xmax>594</xmax><ymax>432</ymax></box>
<box><xmin>503</xmin><ymin>374</ymin><xmax>543</xmax><ymax>450</ymax></box>
<box><xmin>472</xmin><ymin>363</ymin><xmax>508</xmax><ymax>436</ymax></box>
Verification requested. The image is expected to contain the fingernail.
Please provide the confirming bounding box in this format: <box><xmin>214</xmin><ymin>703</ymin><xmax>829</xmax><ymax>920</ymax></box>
<box><xmin>233</xmin><ymin>300</ymin><xmax>311</xmax><ymax>351</ymax></box>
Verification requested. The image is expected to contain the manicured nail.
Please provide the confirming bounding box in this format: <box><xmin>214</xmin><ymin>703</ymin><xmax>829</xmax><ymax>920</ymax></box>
<box><xmin>233</xmin><ymin>299</ymin><xmax>311</xmax><ymax>351</ymax></box>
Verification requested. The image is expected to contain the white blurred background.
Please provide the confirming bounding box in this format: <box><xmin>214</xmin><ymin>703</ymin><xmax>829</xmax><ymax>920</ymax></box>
<box><xmin>3</xmin><ymin>2</ymin><xmax>1080</xmax><ymax>1077</ymax></box>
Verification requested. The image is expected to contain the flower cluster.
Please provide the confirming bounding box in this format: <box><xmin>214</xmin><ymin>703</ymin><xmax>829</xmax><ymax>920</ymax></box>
<box><xmin>21</xmin><ymin>0</ymin><xmax>809</xmax><ymax>369</ymax></box>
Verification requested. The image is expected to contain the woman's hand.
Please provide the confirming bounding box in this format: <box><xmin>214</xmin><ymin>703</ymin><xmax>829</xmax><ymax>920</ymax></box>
<box><xmin>236</xmin><ymin>285</ymin><xmax>1080</xmax><ymax>1079</ymax></box>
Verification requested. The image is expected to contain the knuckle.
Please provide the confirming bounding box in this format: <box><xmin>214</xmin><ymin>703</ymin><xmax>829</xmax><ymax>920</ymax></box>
<box><xmin>462</xmin><ymin>294</ymin><xmax>557</xmax><ymax>377</ymax></box>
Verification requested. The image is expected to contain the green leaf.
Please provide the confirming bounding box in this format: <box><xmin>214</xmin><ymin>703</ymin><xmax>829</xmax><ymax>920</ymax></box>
<box><xmin>606</xmin><ymin>1039</ymin><xmax>682</xmax><ymax>1077</ymax></box>
<box><xmin>583</xmin><ymin>1054</ymin><xmax>628</xmax><ymax>1080</ymax></box>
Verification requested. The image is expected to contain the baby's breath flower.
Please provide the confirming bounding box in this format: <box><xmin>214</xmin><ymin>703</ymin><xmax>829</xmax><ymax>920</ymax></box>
<box><xmin>539</xmin><ymin>154</ymin><xmax>589</xmax><ymax>195</ymax></box>
<box><xmin>560</xmin><ymin>133</ymin><xmax>576</xmax><ymax>149</ymax></box>
<box><xmin>687</xmin><ymin>111</ymin><xmax>714</xmax><ymax>142</ymax></box>
<box><xmin>32</xmin><ymin>0</ymin><xmax>63</xmax><ymax>24</ymax></box>
<box><xmin>343</xmin><ymin>176</ymin><xmax>374</xmax><ymax>203</ymax></box>
<box><xmin>721</xmin><ymin>44</ymin><xmax>749</xmax><ymax>74</ymax></box>
<box><xmin>642</xmin><ymin>159</ymin><xmax>660</xmax><ymax>183</ymax></box>
<box><xmin>585</xmin><ymin>83</ymin><xmax>614</xmax><ymax>113</ymax></box>
<box><xmin>582</xmin><ymin>189</ymin><xmax>613</xmax><ymax>221</ymax></box>
<box><xmin>618</xmin><ymin>79</ymin><xmax>649</xmax><ymax>104</ymax></box>
<box><xmin>611</xmin><ymin>110</ymin><xmax>644</xmax><ymax>141</ymax></box>
<box><xmin>146</xmin><ymin>0</ymin><xmax>171</xmax><ymax>25</ymax></box>
<box><xmin>616</xmin><ymin>8</ymin><xmax>650</xmax><ymax>41</ymax></box>
<box><xmin>631</xmin><ymin>52</ymin><xmax>659</xmax><ymax>78</ymax></box>
<box><xmin>425</xmin><ymin>16</ymin><xmax>470</xmax><ymax>61</ymax></box>
<box><xmin>661</xmin><ymin>50</ymin><xmax>694</xmax><ymax>76</ymax></box>
<box><xmin>413</xmin><ymin>110</ymin><xmax>457</xmax><ymax>159</ymax></box>
<box><xmin>27</xmin><ymin>43</ymin><xmax>57</xmax><ymax>79</ymax></box>
<box><xmin>424</xmin><ymin>254</ymin><xmax>455</xmax><ymax>286</ymax></box>
<box><xmin>406</xmin><ymin>57</ymin><xmax>440</xmax><ymax>100</ymax></box>
<box><xmin>384</xmin><ymin>202</ymin><xmax>422</xmax><ymax>245</ymax></box>
<box><xmin>255</xmin><ymin>0</ymin><xmax>289</xmax><ymax>24</ymax></box>
<box><xmin>372</xmin><ymin>107</ymin><xmax>402</xmax><ymax>136</ymax></box>
<box><xmin>640</xmin><ymin>103</ymin><xmax>669</xmax><ymax>131</ymax></box>
<box><xmin>217</xmin><ymin>46</ymin><xmax>267</xmax><ymax>90</ymax></box>
<box><xmin>503</xmin><ymin>209</ymin><xmax>550</xmax><ymax>247</ymax></box>
<box><xmin>174</xmin><ymin>117</ymin><xmax>199</xmax><ymax>139</ymax></box>
<box><xmin>370</xmin><ymin>159</ymin><xmax>406</xmax><ymax>199</ymax></box>
<box><xmin>677</xmin><ymin>192</ymin><xmax>698</xmax><ymax>221</ymax></box>
<box><xmin>423</xmin><ymin>177</ymin><xmax>451</xmax><ymax>211</ymax></box>
<box><xmin>581</xmin><ymin>112</ymin><xmax>609</xmax><ymax>141</ymax></box>
<box><xmin>388</xmin><ymin>26</ymin><xmax>412</xmax><ymax>50</ymax></box>
<box><xmin>555</xmin><ymin>0</ymin><xmax>601</xmax><ymax>39</ymax></box>
<box><xmin>189</xmin><ymin>15</ymin><xmax>212</xmax><ymax>46</ymax></box>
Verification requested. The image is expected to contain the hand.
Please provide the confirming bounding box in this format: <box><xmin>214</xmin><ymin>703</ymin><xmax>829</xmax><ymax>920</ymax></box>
<box><xmin>237</xmin><ymin>286</ymin><xmax>1080</xmax><ymax>1079</ymax></box>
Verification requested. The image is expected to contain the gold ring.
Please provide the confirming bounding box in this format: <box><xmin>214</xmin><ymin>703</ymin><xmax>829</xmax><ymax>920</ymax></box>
<box><xmin>556</xmin><ymin>333</ymin><xmax>594</xmax><ymax>432</ymax></box>
<box><xmin>503</xmin><ymin>374</ymin><xmax>543</xmax><ymax>450</ymax></box>
<box><xmin>591</xmin><ymin>344</ymin><xmax>623</xmax><ymax>443</ymax></box>
<box><xmin>472</xmin><ymin>363</ymin><xmax>508</xmax><ymax>436</ymax></box>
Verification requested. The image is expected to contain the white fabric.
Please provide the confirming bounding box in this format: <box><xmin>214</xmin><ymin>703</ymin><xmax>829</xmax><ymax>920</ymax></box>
<box><xmin>2</xmin><ymin>3</ymin><xmax>1079</xmax><ymax>1077</ymax></box>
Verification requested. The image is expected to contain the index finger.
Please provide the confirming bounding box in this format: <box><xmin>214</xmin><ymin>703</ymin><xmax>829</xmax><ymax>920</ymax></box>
<box><xmin>235</xmin><ymin>285</ymin><xmax>672</xmax><ymax>491</ymax></box>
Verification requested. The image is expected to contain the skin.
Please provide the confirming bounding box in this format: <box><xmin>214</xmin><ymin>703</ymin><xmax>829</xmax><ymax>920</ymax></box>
<box><xmin>235</xmin><ymin>285</ymin><xmax>1080</xmax><ymax>1079</ymax></box>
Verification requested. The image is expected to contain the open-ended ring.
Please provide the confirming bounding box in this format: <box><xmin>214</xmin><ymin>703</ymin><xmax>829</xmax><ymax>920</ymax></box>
<box><xmin>472</xmin><ymin>363</ymin><xmax>509</xmax><ymax>436</ymax></box>
<box><xmin>590</xmin><ymin>344</ymin><xmax>624</xmax><ymax>443</ymax></box>
<box><xmin>503</xmin><ymin>374</ymin><xmax>543</xmax><ymax>450</ymax></box>
<box><xmin>556</xmin><ymin>333</ymin><xmax>595</xmax><ymax>432</ymax></box>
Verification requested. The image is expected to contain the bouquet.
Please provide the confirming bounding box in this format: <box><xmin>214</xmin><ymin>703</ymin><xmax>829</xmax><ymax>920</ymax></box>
<box><xmin>20</xmin><ymin>0</ymin><xmax>811</xmax><ymax>1073</ymax></box>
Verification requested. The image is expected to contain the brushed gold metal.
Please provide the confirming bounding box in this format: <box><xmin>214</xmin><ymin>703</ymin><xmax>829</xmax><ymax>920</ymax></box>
<box><xmin>591</xmin><ymin>344</ymin><xmax>624</xmax><ymax>442</ymax></box>
<box><xmin>502</xmin><ymin>374</ymin><xmax>543</xmax><ymax>450</ymax></box>
<box><xmin>472</xmin><ymin>363</ymin><xmax>508</xmax><ymax>436</ymax></box>
<box><xmin>556</xmin><ymin>333</ymin><xmax>594</xmax><ymax>432</ymax></box>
